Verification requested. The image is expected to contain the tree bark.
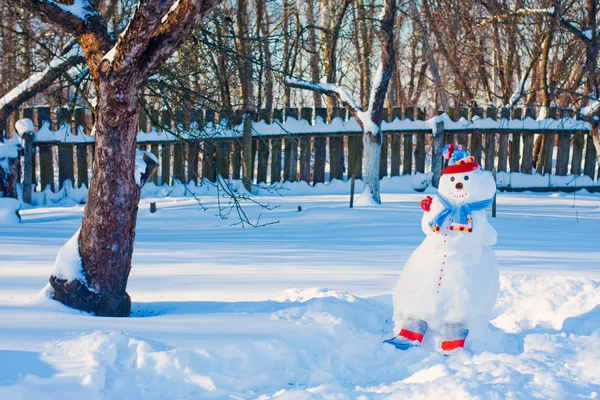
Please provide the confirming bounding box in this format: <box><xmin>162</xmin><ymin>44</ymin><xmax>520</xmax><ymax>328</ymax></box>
<box><xmin>52</xmin><ymin>84</ymin><xmax>142</xmax><ymax>317</ymax></box>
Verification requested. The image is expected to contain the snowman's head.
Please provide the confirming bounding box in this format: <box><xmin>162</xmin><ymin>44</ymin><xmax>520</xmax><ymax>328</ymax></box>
<box><xmin>439</xmin><ymin>144</ymin><xmax>496</xmax><ymax>204</ymax></box>
<box><xmin>438</xmin><ymin>169</ymin><xmax>496</xmax><ymax>204</ymax></box>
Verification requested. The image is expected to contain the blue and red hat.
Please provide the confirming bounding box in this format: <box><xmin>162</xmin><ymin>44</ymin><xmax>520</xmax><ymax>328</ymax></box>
<box><xmin>442</xmin><ymin>144</ymin><xmax>480</xmax><ymax>174</ymax></box>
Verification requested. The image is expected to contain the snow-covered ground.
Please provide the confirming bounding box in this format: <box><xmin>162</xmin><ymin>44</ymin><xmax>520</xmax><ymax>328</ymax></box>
<box><xmin>0</xmin><ymin>190</ymin><xmax>599</xmax><ymax>399</ymax></box>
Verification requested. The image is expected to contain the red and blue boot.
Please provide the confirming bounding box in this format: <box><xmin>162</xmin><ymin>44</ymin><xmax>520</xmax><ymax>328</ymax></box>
<box><xmin>384</xmin><ymin>318</ymin><xmax>427</xmax><ymax>350</ymax></box>
<box><xmin>441</xmin><ymin>325</ymin><xmax>469</xmax><ymax>354</ymax></box>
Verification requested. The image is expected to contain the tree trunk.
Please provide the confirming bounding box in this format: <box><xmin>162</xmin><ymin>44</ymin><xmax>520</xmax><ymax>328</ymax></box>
<box><xmin>363</xmin><ymin>137</ymin><xmax>381</xmax><ymax>202</ymax></box>
<box><xmin>50</xmin><ymin>84</ymin><xmax>141</xmax><ymax>317</ymax></box>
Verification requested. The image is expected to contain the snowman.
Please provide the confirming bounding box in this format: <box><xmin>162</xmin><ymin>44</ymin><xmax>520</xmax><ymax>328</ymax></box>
<box><xmin>385</xmin><ymin>144</ymin><xmax>499</xmax><ymax>352</ymax></box>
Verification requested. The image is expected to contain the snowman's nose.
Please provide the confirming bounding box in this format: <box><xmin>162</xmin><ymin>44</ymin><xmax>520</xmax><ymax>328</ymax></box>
<box><xmin>455</xmin><ymin>182</ymin><xmax>463</xmax><ymax>190</ymax></box>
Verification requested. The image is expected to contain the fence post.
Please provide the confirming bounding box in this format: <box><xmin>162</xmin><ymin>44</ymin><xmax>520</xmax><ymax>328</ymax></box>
<box><xmin>21</xmin><ymin>125</ymin><xmax>35</xmax><ymax>204</ymax></box>
<box><xmin>432</xmin><ymin>120</ymin><xmax>445</xmax><ymax>188</ymax></box>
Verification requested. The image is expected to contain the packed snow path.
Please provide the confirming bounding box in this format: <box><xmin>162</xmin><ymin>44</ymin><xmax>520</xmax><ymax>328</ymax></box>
<box><xmin>0</xmin><ymin>192</ymin><xmax>599</xmax><ymax>399</ymax></box>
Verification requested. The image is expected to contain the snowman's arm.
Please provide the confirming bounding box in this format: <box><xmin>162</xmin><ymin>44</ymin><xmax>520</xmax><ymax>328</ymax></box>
<box><xmin>421</xmin><ymin>196</ymin><xmax>444</xmax><ymax>236</ymax></box>
<box><xmin>482</xmin><ymin>220</ymin><xmax>498</xmax><ymax>246</ymax></box>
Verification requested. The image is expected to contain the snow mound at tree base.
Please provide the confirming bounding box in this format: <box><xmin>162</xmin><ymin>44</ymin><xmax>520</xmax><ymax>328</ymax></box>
<box><xmin>0</xmin><ymin>198</ymin><xmax>20</xmax><ymax>225</ymax></box>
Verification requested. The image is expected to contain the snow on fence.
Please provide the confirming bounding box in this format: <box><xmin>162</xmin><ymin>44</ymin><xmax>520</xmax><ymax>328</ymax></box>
<box><xmin>1</xmin><ymin>105</ymin><xmax>599</xmax><ymax>204</ymax></box>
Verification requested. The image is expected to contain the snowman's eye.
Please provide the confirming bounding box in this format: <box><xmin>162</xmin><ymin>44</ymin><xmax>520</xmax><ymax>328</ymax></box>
<box><xmin>450</xmin><ymin>177</ymin><xmax>455</xmax><ymax>182</ymax></box>
<box><xmin>464</xmin><ymin>176</ymin><xmax>469</xmax><ymax>181</ymax></box>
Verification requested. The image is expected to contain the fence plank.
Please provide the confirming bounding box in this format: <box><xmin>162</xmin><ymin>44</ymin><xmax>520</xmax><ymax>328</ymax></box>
<box><xmin>380</xmin><ymin>133</ymin><xmax>388</xmax><ymax>178</ymax></box>
<box><xmin>414</xmin><ymin>108</ymin><xmax>425</xmax><ymax>173</ymax></box>
<box><xmin>313</xmin><ymin>107</ymin><xmax>327</xmax><ymax>184</ymax></box>
<box><xmin>21</xmin><ymin>108</ymin><xmax>37</xmax><ymax>187</ymax></box>
<box><xmin>160</xmin><ymin>110</ymin><xmax>172</xmax><ymax>185</ymax></box>
<box><xmin>299</xmin><ymin>108</ymin><xmax>313</xmax><ymax>182</ymax></box>
<box><xmin>509</xmin><ymin>108</ymin><xmax>522</xmax><ymax>172</ymax></box>
<box><xmin>216</xmin><ymin>141</ymin><xmax>230</xmax><ymax>179</ymax></box>
<box><xmin>390</xmin><ymin>107</ymin><xmax>401</xmax><ymax>177</ymax></box>
<box><xmin>571</xmin><ymin>132</ymin><xmax>585</xmax><ymax>175</ymax></box>
<box><xmin>432</xmin><ymin>121</ymin><xmax>444</xmax><ymax>187</ymax></box>
<box><xmin>231</xmin><ymin>140</ymin><xmax>242</xmax><ymax>179</ymax></box>
<box><xmin>37</xmin><ymin>107</ymin><xmax>54</xmax><ymax>191</ymax></box>
<box><xmin>173</xmin><ymin>110</ymin><xmax>186</xmax><ymax>182</ymax></box>
<box><xmin>484</xmin><ymin>107</ymin><xmax>497</xmax><ymax>171</ymax></box>
<box><xmin>257</xmin><ymin>139</ymin><xmax>269</xmax><ymax>183</ymax></box>
<box><xmin>348</xmin><ymin>136</ymin><xmax>363</xmax><ymax>179</ymax></box>
<box><xmin>73</xmin><ymin>108</ymin><xmax>89</xmax><ymax>188</ymax></box>
<box><xmin>202</xmin><ymin>141</ymin><xmax>217</xmax><ymax>182</ymax></box>
<box><xmin>21</xmin><ymin>128</ymin><xmax>34</xmax><ymax>204</ymax></box>
<box><xmin>270</xmin><ymin>138</ymin><xmax>282</xmax><ymax>183</ymax></box>
<box><xmin>555</xmin><ymin>131</ymin><xmax>571</xmax><ymax>176</ymax></box>
<box><xmin>519</xmin><ymin>108</ymin><xmax>535</xmax><ymax>174</ymax></box>
<box><xmin>470</xmin><ymin>107</ymin><xmax>483</xmax><ymax>165</ymax></box>
<box><xmin>403</xmin><ymin>107</ymin><xmax>414</xmax><ymax>175</ymax></box>
<box><xmin>583</xmin><ymin>129</ymin><xmax>597</xmax><ymax>179</ymax></box>
<box><xmin>187</xmin><ymin>142</ymin><xmax>199</xmax><ymax>183</ymax></box>
<box><xmin>57</xmin><ymin>107</ymin><xmax>74</xmax><ymax>189</ymax></box>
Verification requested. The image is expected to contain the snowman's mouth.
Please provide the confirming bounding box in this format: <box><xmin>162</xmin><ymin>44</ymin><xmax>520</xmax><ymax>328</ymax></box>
<box><xmin>449</xmin><ymin>191</ymin><xmax>468</xmax><ymax>199</ymax></box>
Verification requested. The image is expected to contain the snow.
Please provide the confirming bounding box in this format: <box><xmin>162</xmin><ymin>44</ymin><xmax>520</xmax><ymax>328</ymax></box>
<box><xmin>14</xmin><ymin>118</ymin><xmax>34</xmax><ymax>136</ymax></box>
<box><xmin>51</xmin><ymin>229</ymin><xmax>85</xmax><ymax>284</ymax></box>
<box><xmin>0</xmin><ymin>198</ymin><xmax>20</xmax><ymax>225</ymax></box>
<box><xmin>50</xmin><ymin>0</ymin><xmax>95</xmax><ymax>20</ymax></box>
<box><xmin>135</xmin><ymin>150</ymin><xmax>158</xmax><ymax>186</ymax></box>
<box><xmin>0</xmin><ymin>44</ymin><xmax>81</xmax><ymax>110</ymax></box>
<box><xmin>31</xmin><ymin>113</ymin><xmax>592</xmax><ymax>145</ymax></box>
<box><xmin>581</xmin><ymin>100</ymin><xmax>600</xmax><ymax>117</ymax></box>
<box><xmin>0</xmin><ymin>191</ymin><xmax>599</xmax><ymax>398</ymax></box>
<box><xmin>0</xmin><ymin>136</ymin><xmax>21</xmax><ymax>172</ymax></box>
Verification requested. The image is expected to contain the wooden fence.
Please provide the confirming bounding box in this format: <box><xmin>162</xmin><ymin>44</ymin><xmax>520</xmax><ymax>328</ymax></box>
<box><xmin>2</xmin><ymin>105</ymin><xmax>598</xmax><ymax>202</ymax></box>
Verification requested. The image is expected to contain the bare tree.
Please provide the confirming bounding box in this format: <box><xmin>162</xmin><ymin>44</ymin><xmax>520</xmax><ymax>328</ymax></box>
<box><xmin>285</xmin><ymin>0</ymin><xmax>396</xmax><ymax>203</ymax></box>
<box><xmin>6</xmin><ymin>0</ymin><xmax>221</xmax><ymax>316</ymax></box>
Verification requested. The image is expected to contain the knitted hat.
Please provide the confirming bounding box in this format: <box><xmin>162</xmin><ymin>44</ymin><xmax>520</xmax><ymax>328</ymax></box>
<box><xmin>442</xmin><ymin>144</ymin><xmax>480</xmax><ymax>174</ymax></box>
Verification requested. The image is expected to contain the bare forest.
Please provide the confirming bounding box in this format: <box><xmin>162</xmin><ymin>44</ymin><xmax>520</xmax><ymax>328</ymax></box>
<box><xmin>1</xmin><ymin>0</ymin><xmax>599</xmax><ymax>120</ymax></box>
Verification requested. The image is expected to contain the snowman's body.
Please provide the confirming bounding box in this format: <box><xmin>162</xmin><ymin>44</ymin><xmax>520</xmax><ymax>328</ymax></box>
<box><xmin>393</xmin><ymin>166</ymin><xmax>499</xmax><ymax>343</ymax></box>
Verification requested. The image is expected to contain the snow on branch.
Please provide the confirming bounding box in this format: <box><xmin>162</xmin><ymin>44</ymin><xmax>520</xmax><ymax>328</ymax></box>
<box><xmin>283</xmin><ymin>76</ymin><xmax>362</xmax><ymax>113</ymax></box>
<box><xmin>581</xmin><ymin>101</ymin><xmax>600</xmax><ymax>119</ymax></box>
<box><xmin>0</xmin><ymin>41</ymin><xmax>84</xmax><ymax>126</ymax></box>
<box><xmin>479</xmin><ymin>8</ymin><xmax>555</xmax><ymax>27</ymax></box>
<box><xmin>12</xmin><ymin>0</ymin><xmax>100</xmax><ymax>35</ymax></box>
<box><xmin>479</xmin><ymin>7</ymin><xmax>592</xmax><ymax>43</ymax></box>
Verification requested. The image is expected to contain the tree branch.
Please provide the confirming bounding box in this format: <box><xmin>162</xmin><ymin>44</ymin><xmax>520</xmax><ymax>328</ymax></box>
<box><xmin>479</xmin><ymin>7</ymin><xmax>592</xmax><ymax>43</ymax></box>
<box><xmin>136</xmin><ymin>0</ymin><xmax>222</xmax><ymax>82</ymax></box>
<box><xmin>6</xmin><ymin>0</ymin><xmax>112</xmax><ymax>85</ymax></box>
<box><xmin>9</xmin><ymin>0</ymin><xmax>96</xmax><ymax>34</ymax></box>
<box><xmin>109</xmin><ymin>0</ymin><xmax>177</xmax><ymax>74</ymax></box>
<box><xmin>0</xmin><ymin>40</ymin><xmax>85</xmax><ymax>127</ymax></box>
<box><xmin>283</xmin><ymin>76</ymin><xmax>363</xmax><ymax>123</ymax></box>
<box><xmin>370</xmin><ymin>0</ymin><xmax>396</xmax><ymax>125</ymax></box>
